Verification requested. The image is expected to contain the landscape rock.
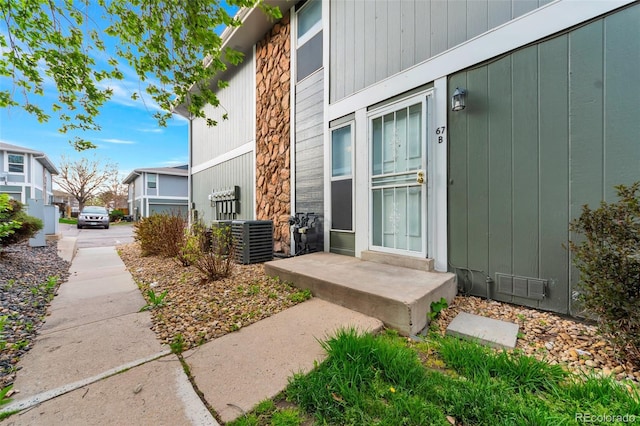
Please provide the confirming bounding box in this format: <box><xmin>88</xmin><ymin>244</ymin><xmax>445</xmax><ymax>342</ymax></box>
<box><xmin>0</xmin><ymin>242</ymin><xmax>70</xmax><ymax>388</ymax></box>
<box><xmin>436</xmin><ymin>295</ymin><xmax>639</xmax><ymax>384</ymax></box>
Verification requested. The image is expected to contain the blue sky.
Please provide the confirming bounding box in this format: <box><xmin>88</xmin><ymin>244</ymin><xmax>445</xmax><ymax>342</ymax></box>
<box><xmin>0</xmin><ymin>2</ymin><xmax>239</xmax><ymax>183</ymax></box>
<box><xmin>0</xmin><ymin>81</ymin><xmax>189</xmax><ymax>180</ymax></box>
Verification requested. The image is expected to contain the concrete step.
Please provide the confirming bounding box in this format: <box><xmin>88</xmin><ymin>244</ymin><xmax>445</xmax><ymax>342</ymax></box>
<box><xmin>264</xmin><ymin>252</ymin><xmax>457</xmax><ymax>335</ymax></box>
<box><xmin>361</xmin><ymin>250</ymin><xmax>435</xmax><ymax>271</ymax></box>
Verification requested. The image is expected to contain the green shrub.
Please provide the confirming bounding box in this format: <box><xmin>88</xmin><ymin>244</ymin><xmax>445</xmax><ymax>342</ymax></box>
<box><xmin>179</xmin><ymin>222</ymin><xmax>235</xmax><ymax>281</ymax></box>
<box><xmin>109</xmin><ymin>209</ymin><xmax>124</xmax><ymax>222</ymax></box>
<box><xmin>176</xmin><ymin>222</ymin><xmax>208</xmax><ymax>267</ymax></box>
<box><xmin>569</xmin><ymin>182</ymin><xmax>640</xmax><ymax>365</ymax></box>
<box><xmin>0</xmin><ymin>194</ymin><xmax>21</xmax><ymax>241</ymax></box>
<box><xmin>0</xmin><ymin>195</ymin><xmax>43</xmax><ymax>253</ymax></box>
<box><xmin>133</xmin><ymin>212</ymin><xmax>187</xmax><ymax>257</ymax></box>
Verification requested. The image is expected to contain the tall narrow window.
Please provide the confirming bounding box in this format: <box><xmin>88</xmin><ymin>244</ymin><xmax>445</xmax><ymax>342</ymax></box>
<box><xmin>296</xmin><ymin>0</ymin><xmax>322</xmax><ymax>81</ymax></box>
<box><xmin>8</xmin><ymin>154</ymin><xmax>24</xmax><ymax>173</ymax></box>
<box><xmin>331</xmin><ymin>124</ymin><xmax>353</xmax><ymax>231</ymax></box>
<box><xmin>147</xmin><ymin>174</ymin><xmax>157</xmax><ymax>189</ymax></box>
<box><xmin>297</xmin><ymin>0</ymin><xmax>321</xmax><ymax>43</ymax></box>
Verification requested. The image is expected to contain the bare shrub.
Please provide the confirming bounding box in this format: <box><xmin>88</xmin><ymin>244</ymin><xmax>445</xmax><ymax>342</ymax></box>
<box><xmin>179</xmin><ymin>222</ymin><xmax>235</xmax><ymax>281</ymax></box>
<box><xmin>134</xmin><ymin>212</ymin><xmax>187</xmax><ymax>257</ymax></box>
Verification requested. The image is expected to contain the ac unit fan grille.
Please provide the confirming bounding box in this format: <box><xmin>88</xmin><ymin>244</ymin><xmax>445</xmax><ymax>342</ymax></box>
<box><xmin>231</xmin><ymin>220</ymin><xmax>274</xmax><ymax>264</ymax></box>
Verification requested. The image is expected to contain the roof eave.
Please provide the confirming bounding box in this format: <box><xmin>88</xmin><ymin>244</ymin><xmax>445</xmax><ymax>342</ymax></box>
<box><xmin>173</xmin><ymin>0</ymin><xmax>293</xmax><ymax>118</ymax></box>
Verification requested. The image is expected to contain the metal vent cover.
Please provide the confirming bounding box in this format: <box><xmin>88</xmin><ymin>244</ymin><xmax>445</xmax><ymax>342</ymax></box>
<box><xmin>495</xmin><ymin>273</ymin><xmax>547</xmax><ymax>300</ymax></box>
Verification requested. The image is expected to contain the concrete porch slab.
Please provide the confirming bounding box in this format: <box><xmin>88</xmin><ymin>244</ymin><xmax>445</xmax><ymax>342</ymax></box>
<box><xmin>264</xmin><ymin>252</ymin><xmax>457</xmax><ymax>335</ymax></box>
<box><xmin>446</xmin><ymin>312</ymin><xmax>519</xmax><ymax>349</ymax></box>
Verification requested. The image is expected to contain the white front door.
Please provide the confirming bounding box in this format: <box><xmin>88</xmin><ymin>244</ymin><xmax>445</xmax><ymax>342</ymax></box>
<box><xmin>370</xmin><ymin>96</ymin><xmax>428</xmax><ymax>256</ymax></box>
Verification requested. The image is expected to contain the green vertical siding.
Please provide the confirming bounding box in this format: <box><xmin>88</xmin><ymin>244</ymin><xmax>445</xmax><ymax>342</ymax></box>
<box><xmin>538</xmin><ymin>36</ymin><xmax>570</xmax><ymax>312</ymax></box>
<box><xmin>603</xmin><ymin>7</ymin><xmax>640</xmax><ymax>200</ymax></box>
<box><xmin>487</xmin><ymin>57</ymin><xmax>513</xmax><ymax>293</ymax></box>
<box><xmin>466</xmin><ymin>67</ymin><xmax>489</xmax><ymax>276</ymax></box>
<box><xmin>448</xmin><ymin>73</ymin><xmax>468</xmax><ymax>271</ymax></box>
<box><xmin>511</xmin><ymin>47</ymin><xmax>540</xmax><ymax>307</ymax></box>
<box><xmin>570</xmin><ymin>21</ymin><xmax>605</xmax><ymax>214</ymax></box>
<box><xmin>448</xmin><ymin>4</ymin><xmax>640</xmax><ymax>314</ymax></box>
<box><xmin>330</xmin><ymin>231</ymin><xmax>355</xmax><ymax>256</ymax></box>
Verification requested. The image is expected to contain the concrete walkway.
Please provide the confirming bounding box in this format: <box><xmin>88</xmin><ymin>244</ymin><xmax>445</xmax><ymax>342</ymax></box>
<box><xmin>1</xmin><ymin>239</ymin><xmax>382</xmax><ymax>425</ymax></box>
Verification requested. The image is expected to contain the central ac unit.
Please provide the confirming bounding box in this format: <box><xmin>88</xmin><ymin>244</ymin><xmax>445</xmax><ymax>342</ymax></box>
<box><xmin>231</xmin><ymin>220</ymin><xmax>273</xmax><ymax>264</ymax></box>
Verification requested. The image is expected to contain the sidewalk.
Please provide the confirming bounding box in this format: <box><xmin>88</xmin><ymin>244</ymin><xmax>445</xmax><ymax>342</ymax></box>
<box><xmin>1</xmin><ymin>238</ymin><xmax>382</xmax><ymax>425</ymax></box>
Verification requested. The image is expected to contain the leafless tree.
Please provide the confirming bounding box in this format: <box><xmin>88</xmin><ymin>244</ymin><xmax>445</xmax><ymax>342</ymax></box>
<box><xmin>97</xmin><ymin>173</ymin><xmax>128</xmax><ymax>210</ymax></box>
<box><xmin>54</xmin><ymin>156</ymin><xmax>119</xmax><ymax>211</ymax></box>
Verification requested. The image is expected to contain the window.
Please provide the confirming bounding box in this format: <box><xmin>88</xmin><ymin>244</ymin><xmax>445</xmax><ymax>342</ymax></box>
<box><xmin>332</xmin><ymin>126</ymin><xmax>352</xmax><ymax>177</ymax></box>
<box><xmin>8</xmin><ymin>154</ymin><xmax>24</xmax><ymax>173</ymax></box>
<box><xmin>147</xmin><ymin>174</ymin><xmax>157</xmax><ymax>189</ymax></box>
<box><xmin>297</xmin><ymin>0</ymin><xmax>321</xmax><ymax>45</ymax></box>
<box><xmin>331</xmin><ymin>124</ymin><xmax>353</xmax><ymax>231</ymax></box>
<box><xmin>296</xmin><ymin>0</ymin><xmax>322</xmax><ymax>81</ymax></box>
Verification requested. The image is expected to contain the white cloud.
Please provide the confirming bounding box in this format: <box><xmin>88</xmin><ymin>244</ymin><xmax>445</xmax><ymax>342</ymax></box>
<box><xmin>98</xmin><ymin>78</ymin><xmax>165</xmax><ymax>113</ymax></box>
<box><xmin>97</xmin><ymin>138</ymin><xmax>136</xmax><ymax>145</ymax></box>
<box><xmin>136</xmin><ymin>127</ymin><xmax>163</xmax><ymax>133</ymax></box>
<box><xmin>160</xmin><ymin>157</ymin><xmax>188</xmax><ymax>167</ymax></box>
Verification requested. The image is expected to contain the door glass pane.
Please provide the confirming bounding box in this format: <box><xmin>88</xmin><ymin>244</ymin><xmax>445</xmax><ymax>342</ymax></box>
<box><xmin>372</xmin><ymin>118</ymin><xmax>383</xmax><ymax>175</ymax></box>
<box><xmin>396</xmin><ymin>109</ymin><xmax>407</xmax><ymax>173</ymax></box>
<box><xmin>395</xmin><ymin>188</ymin><xmax>407</xmax><ymax>250</ymax></box>
<box><xmin>408</xmin><ymin>186</ymin><xmax>422</xmax><ymax>251</ymax></box>
<box><xmin>408</xmin><ymin>104</ymin><xmax>422</xmax><ymax>170</ymax></box>
<box><xmin>383</xmin><ymin>113</ymin><xmax>395</xmax><ymax>173</ymax></box>
<box><xmin>372</xmin><ymin>189</ymin><xmax>382</xmax><ymax>246</ymax></box>
<box><xmin>383</xmin><ymin>188</ymin><xmax>395</xmax><ymax>247</ymax></box>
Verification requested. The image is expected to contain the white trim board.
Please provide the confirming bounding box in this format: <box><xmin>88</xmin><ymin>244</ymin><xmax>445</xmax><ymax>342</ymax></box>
<box><xmin>432</xmin><ymin>78</ymin><xmax>448</xmax><ymax>272</ymax></box>
<box><xmin>191</xmin><ymin>141</ymin><xmax>255</xmax><ymax>175</ymax></box>
<box><xmin>328</xmin><ymin>0</ymin><xmax>633</xmax><ymax>121</ymax></box>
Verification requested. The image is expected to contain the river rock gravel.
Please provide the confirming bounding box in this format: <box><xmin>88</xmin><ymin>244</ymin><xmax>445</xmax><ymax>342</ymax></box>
<box><xmin>0</xmin><ymin>241</ymin><xmax>70</xmax><ymax>388</ymax></box>
<box><xmin>435</xmin><ymin>296</ymin><xmax>639</xmax><ymax>384</ymax></box>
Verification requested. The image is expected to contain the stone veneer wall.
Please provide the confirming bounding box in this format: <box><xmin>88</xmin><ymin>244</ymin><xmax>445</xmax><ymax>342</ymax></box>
<box><xmin>255</xmin><ymin>13</ymin><xmax>291</xmax><ymax>255</ymax></box>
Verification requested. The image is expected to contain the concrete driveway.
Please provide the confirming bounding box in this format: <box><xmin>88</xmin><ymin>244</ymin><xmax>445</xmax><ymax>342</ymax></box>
<box><xmin>59</xmin><ymin>222</ymin><xmax>134</xmax><ymax>249</ymax></box>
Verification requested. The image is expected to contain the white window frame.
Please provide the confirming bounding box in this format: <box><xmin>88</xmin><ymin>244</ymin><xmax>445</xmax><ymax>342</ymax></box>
<box><xmin>330</xmin><ymin>121</ymin><xmax>355</xmax><ymax>232</ymax></box>
<box><xmin>296</xmin><ymin>0</ymin><xmax>322</xmax><ymax>48</ymax></box>
<box><xmin>146</xmin><ymin>173</ymin><xmax>157</xmax><ymax>190</ymax></box>
<box><xmin>7</xmin><ymin>153</ymin><xmax>25</xmax><ymax>174</ymax></box>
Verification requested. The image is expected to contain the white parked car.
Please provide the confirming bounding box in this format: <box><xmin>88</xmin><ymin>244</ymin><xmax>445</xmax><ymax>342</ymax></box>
<box><xmin>77</xmin><ymin>206</ymin><xmax>110</xmax><ymax>229</ymax></box>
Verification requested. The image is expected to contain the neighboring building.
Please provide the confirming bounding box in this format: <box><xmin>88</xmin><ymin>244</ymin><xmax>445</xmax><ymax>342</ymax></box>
<box><xmin>0</xmin><ymin>142</ymin><xmax>59</xmax><ymax>238</ymax></box>
<box><xmin>52</xmin><ymin>189</ymin><xmax>79</xmax><ymax>217</ymax></box>
<box><xmin>123</xmin><ymin>165</ymin><xmax>189</xmax><ymax>220</ymax></box>
<box><xmin>176</xmin><ymin>0</ymin><xmax>640</xmax><ymax>316</ymax></box>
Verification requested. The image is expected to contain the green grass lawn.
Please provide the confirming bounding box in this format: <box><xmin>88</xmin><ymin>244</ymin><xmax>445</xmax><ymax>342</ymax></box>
<box><xmin>229</xmin><ymin>329</ymin><xmax>640</xmax><ymax>426</ymax></box>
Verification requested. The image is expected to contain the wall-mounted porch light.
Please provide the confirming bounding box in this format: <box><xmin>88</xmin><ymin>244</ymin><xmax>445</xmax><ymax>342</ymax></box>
<box><xmin>451</xmin><ymin>88</ymin><xmax>466</xmax><ymax>112</ymax></box>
